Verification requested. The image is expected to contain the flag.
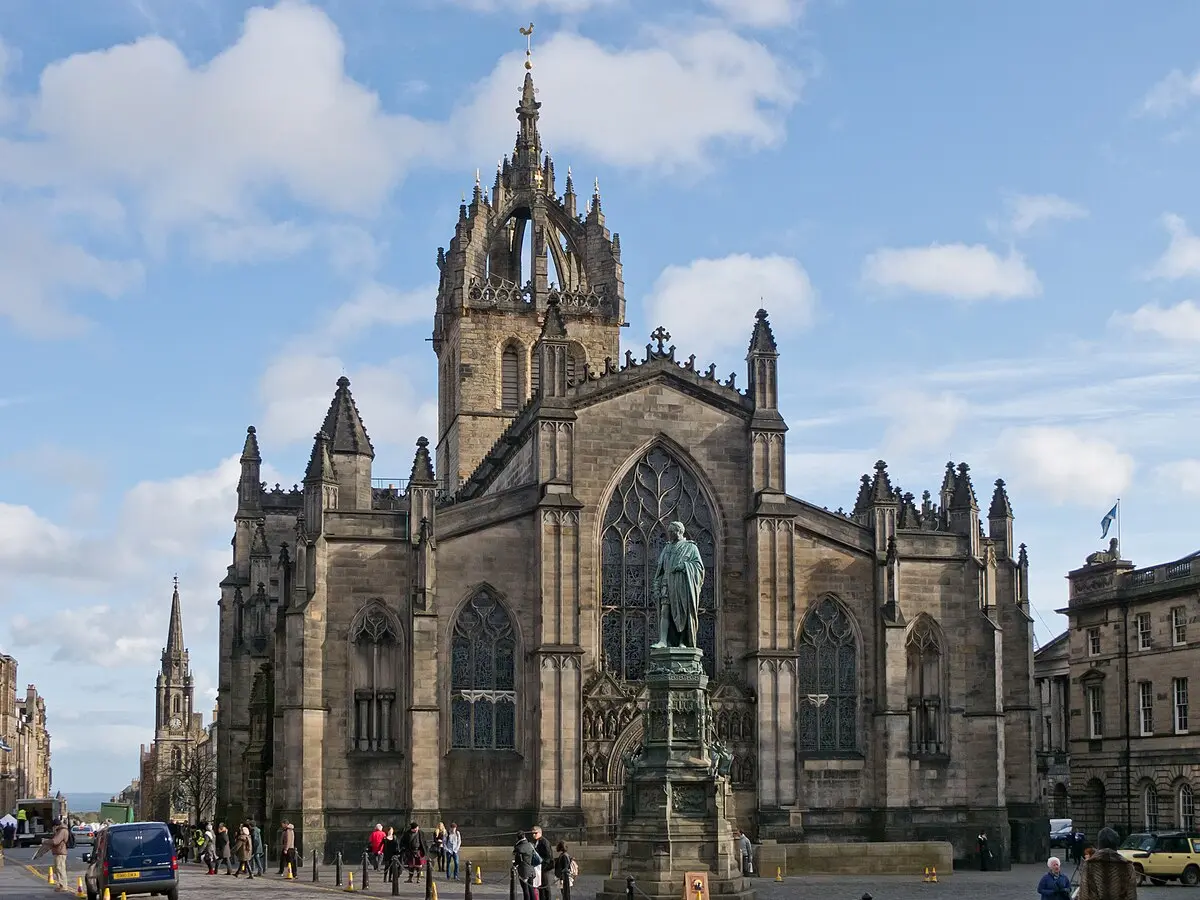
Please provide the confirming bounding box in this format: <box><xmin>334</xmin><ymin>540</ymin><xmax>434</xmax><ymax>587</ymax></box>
<box><xmin>1101</xmin><ymin>503</ymin><xmax>1119</xmax><ymax>539</ymax></box>
<box><xmin>0</xmin><ymin>738</ymin><xmax>11</xmax><ymax>753</ymax></box>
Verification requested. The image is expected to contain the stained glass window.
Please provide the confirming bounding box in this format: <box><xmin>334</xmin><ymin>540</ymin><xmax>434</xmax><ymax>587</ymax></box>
<box><xmin>600</xmin><ymin>446</ymin><xmax>718</xmax><ymax>680</ymax></box>
<box><xmin>797</xmin><ymin>596</ymin><xmax>858</xmax><ymax>754</ymax></box>
<box><xmin>451</xmin><ymin>589</ymin><xmax>518</xmax><ymax>750</ymax></box>
<box><xmin>906</xmin><ymin>618</ymin><xmax>943</xmax><ymax>755</ymax></box>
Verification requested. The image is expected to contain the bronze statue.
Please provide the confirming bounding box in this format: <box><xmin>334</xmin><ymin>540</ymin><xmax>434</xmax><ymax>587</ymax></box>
<box><xmin>1086</xmin><ymin>537</ymin><xmax>1120</xmax><ymax>566</ymax></box>
<box><xmin>651</xmin><ymin>521</ymin><xmax>705</xmax><ymax>650</ymax></box>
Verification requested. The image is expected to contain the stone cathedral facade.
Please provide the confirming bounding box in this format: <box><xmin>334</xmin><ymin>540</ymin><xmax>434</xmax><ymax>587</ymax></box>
<box><xmin>216</xmin><ymin>69</ymin><xmax>1045</xmax><ymax>865</ymax></box>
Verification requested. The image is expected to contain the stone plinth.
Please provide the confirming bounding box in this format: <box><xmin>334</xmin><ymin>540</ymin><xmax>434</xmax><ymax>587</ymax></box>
<box><xmin>597</xmin><ymin>647</ymin><xmax>754</xmax><ymax>900</ymax></box>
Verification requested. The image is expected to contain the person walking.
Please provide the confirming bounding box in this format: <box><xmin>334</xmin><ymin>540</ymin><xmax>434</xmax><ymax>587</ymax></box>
<box><xmin>401</xmin><ymin>822</ymin><xmax>427</xmax><ymax>882</ymax></box>
<box><xmin>1037</xmin><ymin>857</ymin><xmax>1071</xmax><ymax>900</ymax></box>
<box><xmin>216</xmin><ymin>823</ymin><xmax>233</xmax><ymax>875</ymax></box>
<box><xmin>202</xmin><ymin>823</ymin><xmax>218</xmax><ymax>874</ymax></box>
<box><xmin>445</xmin><ymin>823</ymin><xmax>462</xmax><ymax>881</ymax></box>
<box><xmin>433</xmin><ymin>822</ymin><xmax>447</xmax><ymax>872</ymax></box>
<box><xmin>368</xmin><ymin>823</ymin><xmax>386</xmax><ymax>870</ymax></box>
<box><xmin>233</xmin><ymin>825</ymin><xmax>254</xmax><ymax>878</ymax></box>
<box><xmin>279</xmin><ymin>821</ymin><xmax>297</xmax><ymax>878</ymax></box>
<box><xmin>513</xmin><ymin>831</ymin><xmax>538</xmax><ymax>900</ymax></box>
<box><xmin>47</xmin><ymin>818</ymin><xmax>70</xmax><ymax>892</ymax></box>
<box><xmin>250</xmin><ymin>820</ymin><xmax>265</xmax><ymax>876</ymax></box>
<box><xmin>1076</xmin><ymin>827</ymin><xmax>1138</xmax><ymax>900</ymax></box>
<box><xmin>383</xmin><ymin>826</ymin><xmax>400</xmax><ymax>881</ymax></box>
<box><xmin>532</xmin><ymin>825</ymin><xmax>553</xmax><ymax>900</ymax></box>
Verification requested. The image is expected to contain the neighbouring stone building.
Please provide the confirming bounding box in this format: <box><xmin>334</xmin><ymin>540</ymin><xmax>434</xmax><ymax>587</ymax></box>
<box><xmin>216</xmin><ymin>65</ymin><xmax>1045</xmax><ymax>865</ymax></box>
<box><xmin>140</xmin><ymin>581</ymin><xmax>210</xmax><ymax>823</ymax></box>
<box><xmin>1033</xmin><ymin>632</ymin><xmax>1070</xmax><ymax>818</ymax></box>
<box><xmin>0</xmin><ymin>656</ymin><xmax>53</xmax><ymax>810</ymax></box>
<box><xmin>1051</xmin><ymin>543</ymin><xmax>1200</xmax><ymax>836</ymax></box>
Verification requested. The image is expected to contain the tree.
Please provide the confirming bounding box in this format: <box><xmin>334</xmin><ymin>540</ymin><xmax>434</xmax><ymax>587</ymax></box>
<box><xmin>172</xmin><ymin>742</ymin><xmax>217</xmax><ymax>825</ymax></box>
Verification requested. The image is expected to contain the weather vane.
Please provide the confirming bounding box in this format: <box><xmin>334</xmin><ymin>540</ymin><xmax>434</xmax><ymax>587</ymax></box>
<box><xmin>520</xmin><ymin>22</ymin><xmax>535</xmax><ymax>70</ymax></box>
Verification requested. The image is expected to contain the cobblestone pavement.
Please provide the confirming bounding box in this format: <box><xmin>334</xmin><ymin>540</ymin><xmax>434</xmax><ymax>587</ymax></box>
<box><xmin>2</xmin><ymin>854</ymin><xmax>1186</xmax><ymax>899</ymax></box>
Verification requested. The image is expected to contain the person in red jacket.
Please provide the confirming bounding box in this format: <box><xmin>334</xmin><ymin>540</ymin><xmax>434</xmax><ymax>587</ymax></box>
<box><xmin>368</xmin><ymin>823</ymin><xmax>386</xmax><ymax>870</ymax></box>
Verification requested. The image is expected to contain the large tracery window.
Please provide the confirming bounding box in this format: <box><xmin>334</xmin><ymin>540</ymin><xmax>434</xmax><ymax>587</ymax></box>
<box><xmin>451</xmin><ymin>590</ymin><xmax>517</xmax><ymax>750</ymax></box>
<box><xmin>797</xmin><ymin>596</ymin><xmax>859</xmax><ymax>755</ymax></box>
<box><xmin>906</xmin><ymin>617</ymin><xmax>944</xmax><ymax>755</ymax></box>
<box><xmin>600</xmin><ymin>446</ymin><xmax>718</xmax><ymax>681</ymax></box>
<box><xmin>351</xmin><ymin>606</ymin><xmax>399</xmax><ymax>752</ymax></box>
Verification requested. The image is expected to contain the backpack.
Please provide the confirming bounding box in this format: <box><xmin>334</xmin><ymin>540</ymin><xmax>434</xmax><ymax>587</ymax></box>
<box><xmin>568</xmin><ymin>858</ymin><xmax>579</xmax><ymax>880</ymax></box>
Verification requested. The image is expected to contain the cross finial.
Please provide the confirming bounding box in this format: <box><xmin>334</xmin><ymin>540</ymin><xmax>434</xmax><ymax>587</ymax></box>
<box><xmin>172</xmin><ymin>573</ymin><xmax>179</xmax><ymax>591</ymax></box>
<box><xmin>650</xmin><ymin>325</ymin><xmax>671</xmax><ymax>353</ymax></box>
<box><xmin>519</xmin><ymin>22</ymin><xmax>535</xmax><ymax>69</ymax></box>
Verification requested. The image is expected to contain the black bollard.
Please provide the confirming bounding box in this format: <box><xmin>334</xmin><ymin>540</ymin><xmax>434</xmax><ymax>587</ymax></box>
<box><xmin>510</xmin><ymin>865</ymin><xmax>517</xmax><ymax>900</ymax></box>
<box><xmin>335</xmin><ymin>851</ymin><xmax>343</xmax><ymax>887</ymax></box>
<box><xmin>363</xmin><ymin>851</ymin><xmax>371</xmax><ymax>889</ymax></box>
<box><xmin>425</xmin><ymin>859</ymin><xmax>434</xmax><ymax>900</ymax></box>
<box><xmin>465</xmin><ymin>860</ymin><xmax>474</xmax><ymax>900</ymax></box>
<box><xmin>392</xmin><ymin>859</ymin><xmax>401</xmax><ymax>896</ymax></box>
<box><xmin>861</xmin><ymin>894</ymin><xmax>873</xmax><ymax>900</ymax></box>
<box><xmin>626</xmin><ymin>875</ymin><xmax>635</xmax><ymax>900</ymax></box>
<box><xmin>313</xmin><ymin>849</ymin><xmax>319</xmax><ymax>882</ymax></box>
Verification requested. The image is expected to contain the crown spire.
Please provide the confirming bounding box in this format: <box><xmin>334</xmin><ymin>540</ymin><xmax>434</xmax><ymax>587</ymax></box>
<box><xmin>515</xmin><ymin>24</ymin><xmax>542</xmax><ymax>172</ymax></box>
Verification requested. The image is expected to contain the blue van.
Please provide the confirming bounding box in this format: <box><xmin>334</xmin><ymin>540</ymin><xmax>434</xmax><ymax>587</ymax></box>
<box><xmin>81</xmin><ymin>821</ymin><xmax>178</xmax><ymax>900</ymax></box>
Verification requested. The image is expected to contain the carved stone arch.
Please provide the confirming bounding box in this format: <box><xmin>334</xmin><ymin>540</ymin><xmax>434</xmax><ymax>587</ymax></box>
<box><xmin>796</xmin><ymin>593</ymin><xmax>862</xmax><ymax>756</ymax></box>
<box><xmin>596</xmin><ymin>436</ymin><xmax>724</xmax><ymax>681</ymax></box>
<box><xmin>905</xmin><ymin>612</ymin><xmax>947</xmax><ymax>755</ymax></box>
<box><xmin>447</xmin><ymin>583</ymin><xmax>521</xmax><ymax>752</ymax></box>
<box><xmin>348</xmin><ymin>600</ymin><xmax>404</xmax><ymax>753</ymax></box>
<box><xmin>1139</xmin><ymin>776</ymin><xmax>1162</xmax><ymax>830</ymax></box>
<box><xmin>1175</xmin><ymin>779</ymin><xmax>1196</xmax><ymax>830</ymax></box>
<box><xmin>349</xmin><ymin>599</ymin><xmax>404</xmax><ymax>645</ymax></box>
<box><xmin>608</xmin><ymin>715</ymin><xmax>645</xmax><ymax>786</ymax></box>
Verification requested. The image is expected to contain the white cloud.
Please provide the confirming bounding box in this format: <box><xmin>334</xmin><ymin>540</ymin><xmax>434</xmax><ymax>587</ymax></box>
<box><xmin>1139</xmin><ymin>67</ymin><xmax>1200</xmax><ymax>117</ymax></box>
<box><xmin>1147</xmin><ymin>213</ymin><xmax>1200</xmax><ymax>280</ymax></box>
<box><xmin>996</xmin><ymin>426</ymin><xmax>1134</xmax><ymax>506</ymax></box>
<box><xmin>1156</xmin><ymin>459</ymin><xmax>1200</xmax><ymax>498</ymax></box>
<box><xmin>1111</xmin><ymin>300</ymin><xmax>1200</xmax><ymax>342</ymax></box>
<box><xmin>862</xmin><ymin>243</ymin><xmax>1041</xmax><ymax>301</ymax></box>
<box><xmin>0</xmin><ymin>503</ymin><xmax>76</xmax><ymax>576</ymax></box>
<box><xmin>1005</xmin><ymin>194</ymin><xmax>1088</xmax><ymax>235</ymax></box>
<box><xmin>8</xmin><ymin>1</ymin><xmax>432</xmax><ymax>228</ymax></box>
<box><xmin>191</xmin><ymin>220</ymin><xmax>315</xmax><ymax>264</ymax></box>
<box><xmin>704</xmin><ymin>0</ymin><xmax>807</xmax><ymax>27</ymax></box>
<box><xmin>0</xmin><ymin>209</ymin><xmax>143</xmax><ymax>337</ymax></box>
<box><xmin>10</xmin><ymin>605</ymin><xmax>161</xmax><ymax>668</ymax></box>
<box><xmin>258</xmin><ymin>353</ymin><xmax>437</xmax><ymax>453</ymax></box>
<box><xmin>448</xmin><ymin>0</ymin><xmax>615</xmax><ymax>9</ymax></box>
<box><xmin>324</xmin><ymin>281</ymin><xmax>434</xmax><ymax>342</ymax></box>
<box><xmin>644</xmin><ymin>253</ymin><xmax>816</xmax><ymax>360</ymax></box>
<box><xmin>880</xmin><ymin>390</ymin><xmax>968</xmax><ymax>454</ymax></box>
<box><xmin>450</xmin><ymin>29</ymin><xmax>799</xmax><ymax>171</ymax></box>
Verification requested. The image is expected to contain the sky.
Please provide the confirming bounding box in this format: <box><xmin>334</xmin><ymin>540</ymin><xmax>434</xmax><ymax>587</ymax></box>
<box><xmin>1</xmin><ymin>0</ymin><xmax>1198</xmax><ymax>793</ymax></box>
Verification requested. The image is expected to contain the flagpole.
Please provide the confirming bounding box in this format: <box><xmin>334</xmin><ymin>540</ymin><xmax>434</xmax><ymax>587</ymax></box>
<box><xmin>1117</xmin><ymin>497</ymin><xmax>1122</xmax><ymax>559</ymax></box>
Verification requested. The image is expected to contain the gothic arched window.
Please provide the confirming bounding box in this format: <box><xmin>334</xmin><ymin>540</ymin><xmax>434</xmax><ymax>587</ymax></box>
<box><xmin>566</xmin><ymin>342</ymin><xmax>586</xmax><ymax>386</ymax></box>
<box><xmin>501</xmin><ymin>343</ymin><xmax>520</xmax><ymax>410</ymax></box>
<box><xmin>171</xmin><ymin>747</ymin><xmax>182</xmax><ymax>770</ymax></box>
<box><xmin>1179</xmin><ymin>783</ymin><xmax>1195</xmax><ymax>831</ymax></box>
<box><xmin>600</xmin><ymin>446</ymin><xmax>718</xmax><ymax>681</ymax></box>
<box><xmin>451</xmin><ymin>590</ymin><xmax>517</xmax><ymax>750</ymax></box>
<box><xmin>797</xmin><ymin>596</ymin><xmax>858</xmax><ymax>755</ymax></box>
<box><xmin>906</xmin><ymin>617</ymin><xmax>944</xmax><ymax>755</ymax></box>
<box><xmin>173</xmin><ymin>695</ymin><xmax>181</xmax><ymax>714</ymax></box>
<box><xmin>1143</xmin><ymin>783</ymin><xmax>1160</xmax><ymax>831</ymax></box>
<box><xmin>350</xmin><ymin>605</ymin><xmax>399</xmax><ymax>752</ymax></box>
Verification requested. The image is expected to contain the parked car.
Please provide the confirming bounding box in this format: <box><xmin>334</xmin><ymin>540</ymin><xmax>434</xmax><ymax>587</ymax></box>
<box><xmin>70</xmin><ymin>824</ymin><xmax>96</xmax><ymax>846</ymax></box>
<box><xmin>81</xmin><ymin>820</ymin><xmax>178</xmax><ymax>900</ymax></box>
<box><xmin>1049</xmin><ymin>818</ymin><xmax>1074</xmax><ymax>848</ymax></box>
<box><xmin>1119</xmin><ymin>831</ymin><xmax>1200</xmax><ymax>886</ymax></box>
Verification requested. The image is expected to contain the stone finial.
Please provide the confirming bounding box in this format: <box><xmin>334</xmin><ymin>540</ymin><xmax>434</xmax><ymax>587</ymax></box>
<box><xmin>950</xmin><ymin>462</ymin><xmax>978</xmax><ymax>510</ymax></box>
<box><xmin>250</xmin><ymin>518</ymin><xmax>270</xmax><ymax>558</ymax></box>
<box><xmin>304</xmin><ymin>431</ymin><xmax>337</xmax><ymax>483</ymax></box>
<box><xmin>1018</xmin><ymin>543</ymin><xmax>1029</xmax><ymax>567</ymax></box>
<box><xmin>851</xmin><ymin>474</ymin><xmax>872</xmax><ymax>517</ymax></box>
<box><xmin>747</xmin><ymin>308</ymin><xmax>778</xmax><ymax>356</ymax></box>
<box><xmin>988</xmin><ymin>478</ymin><xmax>1013</xmax><ymax>519</ymax></box>
<box><xmin>940</xmin><ymin>461</ymin><xmax>956</xmax><ymax>496</ymax></box>
<box><xmin>241</xmin><ymin>425</ymin><xmax>261</xmax><ymax>462</ymax></box>
<box><xmin>409</xmin><ymin>436</ymin><xmax>436</xmax><ymax>484</ymax></box>
<box><xmin>321</xmin><ymin>377</ymin><xmax>375</xmax><ymax>459</ymax></box>
<box><xmin>539</xmin><ymin>294</ymin><xmax>568</xmax><ymax>340</ymax></box>
<box><xmin>870</xmin><ymin>460</ymin><xmax>895</xmax><ymax>503</ymax></box>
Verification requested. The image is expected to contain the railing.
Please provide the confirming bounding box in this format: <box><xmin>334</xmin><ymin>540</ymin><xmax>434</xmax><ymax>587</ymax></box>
<box><xmin>1129</xmin><ymin>569</ymin><xmax>1157</xmax><ymax>587</ymax></box>
<box><xmin>1166</xmin><ymin>558</ymin><xmax>1193</xmax><ymax>580</ymax></box>
<box><xmin>371</xmin><ymin>478</ymin><xmax>409</xmax><ymax>492</ymax></box>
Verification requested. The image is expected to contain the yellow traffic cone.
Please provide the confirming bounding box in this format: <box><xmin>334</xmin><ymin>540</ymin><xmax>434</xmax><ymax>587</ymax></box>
<box><xmin>923</xmin><ymin>866</ymin><xmax>930</xmax><ymax>883</ymax></box>
<box><xmin>432</xmin><ymin>881</ymin><xmax>439</xmax><ymax>900</ymax></box>
<box><xmin>286</xmin><ymin>865</ymin><xmax>294</xmax><ymax>880</ymax></box>
<box><xmin>76</xmin><ymin>875</ymin><xmax>86</xmax><ymax>898</ymax></box>
<box><xmin>774</xmin><ymin>867</ymin><xmax>783</xmax><ymax>883</ymax></box>
<box><xmin>474</xmin><ymin>866</ymin><xmax>483</xmax><ymax>885</ymax></box>
<box><xmin>120</xmin><ymin>893</ymin><xmax>128</xmax><ymax>900</ymax></box>
<box><xmin>47</xmin><ymin>866</ymin><xmax>56</xmax><ymax>885</ymax></box>
<box><xmin>345</xmin><ymin>871</ymin><xmax>355</xmax><ymax>892</ymax></box>
<box><xmin>931</xmin><ymin>866</ymin><xmax>938</xmax><ymax>884</ymax></box>
<box><xmin>102</xmin><ymin>888</ymin><xmax>111</xmax><ymax>900</ymax></box>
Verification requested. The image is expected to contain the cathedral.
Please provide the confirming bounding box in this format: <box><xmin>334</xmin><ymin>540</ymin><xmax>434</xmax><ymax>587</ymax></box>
<box><xmin>216</xmin><ymin>66</ymin><xmax>1044</xmax><ymax>866</ymax></box>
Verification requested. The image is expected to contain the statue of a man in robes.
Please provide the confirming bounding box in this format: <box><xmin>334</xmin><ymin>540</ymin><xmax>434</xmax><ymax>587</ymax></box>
<box><xmin>651</xmin><ymin>520</ymin><xmax>705</xmax><ymax>649</ymax></box>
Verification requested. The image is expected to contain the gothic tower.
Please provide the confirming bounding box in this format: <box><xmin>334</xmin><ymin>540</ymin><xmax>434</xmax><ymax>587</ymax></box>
<box><xmin>155</xmin><ymin>578</ymin><xmax>195</xmax><ymax>770</ymax></box>
<box><xmin>431</xmin><ymin>66</ymin><xmax>626</xmax><ymax>488</ymax></box>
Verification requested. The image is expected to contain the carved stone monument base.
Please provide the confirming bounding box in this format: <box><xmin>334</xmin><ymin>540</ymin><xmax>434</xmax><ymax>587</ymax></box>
<box><xmin>597</xmin><ymin>647</ymin><xmax>755</xmax><ymax>900</ymax></box>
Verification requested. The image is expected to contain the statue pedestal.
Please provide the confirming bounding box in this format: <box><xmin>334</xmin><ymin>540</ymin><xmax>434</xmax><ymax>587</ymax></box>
<box><xmin>598</xmin><ymin>647</ymin><xmax>755</xmax><ymax>900</ymax></box>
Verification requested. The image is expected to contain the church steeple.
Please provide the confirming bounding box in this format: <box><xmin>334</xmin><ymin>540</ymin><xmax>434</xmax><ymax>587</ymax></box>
<box><xmin>156</xmin><ymin>577</ymin><xmax>194</xmax><ymax>736</ymax></box>
<box><xmin>163</xmin><ymin>575</ymin><xmax>186</xmax><ymax>669</ymax></box>
<box><xmin>515</xmin><ymin>71</ymin><xmax>542</xmax><ymax>175</ymax></box>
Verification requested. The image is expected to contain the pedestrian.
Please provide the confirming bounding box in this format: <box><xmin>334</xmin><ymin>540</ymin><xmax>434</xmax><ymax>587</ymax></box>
<box><xmin>532</xmin><ymin>824</ymin><xmax>553</xmax><ymax>900</ymax></box>
<box><xmin>1076</xmin><ymin>827</ymin><xmax>1138</xmax><ymax>900</ymax></box>
<box><xmin>216</xmin><ymin>823</ymin><xmax>233</xmax><ymax>875</ymax></box>
<box><xmin>369</xmin><ymin>823</ymin><xmax>386</xmax><ymax>870</ymax></box>
<box><xmin>734</xmin><ymin>829</ymin><xmax>753</xmax><ymax>876</ymax></box>
<box><xmin>434</xmin><ymin>822</ymin><xmax>447</xmax><ymax>872</ymax></box>
<box><xmin>1037</xmin><ymin>857</ymin><xmax>1071</xmax><ymax>900</ymax></box>
<box><xmin>513</xmin><ymin>831</ymin><xmax>538</xmax><ymax>900</ymax></box>
<box><xmin>280</xmin><ymin>821</ymin><xmax>297</xmax><ymax>878</ymax></box>
<box><xmin>553</xmin><ymin>841</ymin><xmax>577</xmax><ymax>900</ymax></box>
<box><xmin>977</xmin><ymin>831</ymin><xmax>991</xmax><ymax>871</ymax></box>
<box><xmin>401</xmin><ymin>821</ymin><xmax>427</xmax><ymax>883</ymax></box>
<box><xmin>250</xmin><ymin>820</ymin><xmax>265</xmax><ymax>876</ymax></box>
<box><xmin>234</xmin><ymin>825</ymin><xmax>254</xmax><ymax>878</ymax></box>
<box><xmin>383</xmin><ymin>826</ymin><xmax>400</xmax><ymax>880</ymax></box>
<box><xmin>203</xmin><ymin>822</ymin><xmax>217</xmax><ymax>874</ymax></box>
<box><xmin>45</xmin><ymin>818</ymin><xmax>70</xmax><ymax>891</ymax></box>
<box><xmin>445</xmin><ymin>823</ymin><xmax>462</xmax><ymax>881</ymax></box>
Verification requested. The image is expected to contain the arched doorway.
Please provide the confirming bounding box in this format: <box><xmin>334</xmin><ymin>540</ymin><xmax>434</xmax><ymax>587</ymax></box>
<box><xmin>1052</xmin><ymin>783</ymin><xmax>1069</xmax><ymax>819</ymax></box>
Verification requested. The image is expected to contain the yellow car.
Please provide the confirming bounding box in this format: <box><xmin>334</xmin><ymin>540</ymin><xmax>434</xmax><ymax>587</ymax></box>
<box><xmin>1118</xmin><ymin>832</ymin><xmax>1200</xmax><ymax>886</ymax></box>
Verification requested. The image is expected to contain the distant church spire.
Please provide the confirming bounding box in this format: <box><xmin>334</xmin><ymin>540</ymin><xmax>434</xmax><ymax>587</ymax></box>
<box><xmin>164</xmin><ymin>575</ymin><xmax>185</xmax><ymax>667</ymax></box>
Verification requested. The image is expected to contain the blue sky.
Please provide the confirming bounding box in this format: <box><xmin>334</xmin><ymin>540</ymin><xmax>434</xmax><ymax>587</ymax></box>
<box><xmin>1</xmin><ymin>0</ymin><xmax>1199</xmax><ymax>793</ymax></box>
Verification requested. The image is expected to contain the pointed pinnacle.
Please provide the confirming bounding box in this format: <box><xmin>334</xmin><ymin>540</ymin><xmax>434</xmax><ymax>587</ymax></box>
<box><xmin>241</xmin><ymin>425</ymin><xmax>261</xmax><ymax>462</ymax></box>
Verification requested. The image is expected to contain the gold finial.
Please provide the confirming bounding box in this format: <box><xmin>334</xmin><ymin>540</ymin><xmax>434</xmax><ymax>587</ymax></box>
<box><xmin>534</xmin><ymin>167</ymin><xmax>544</xmax><ymax>187</ymax></box>
<box><xmin>520</xmin><ymin>22</ymin><xmax>535</xmax><ymax>69</ymax></box>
